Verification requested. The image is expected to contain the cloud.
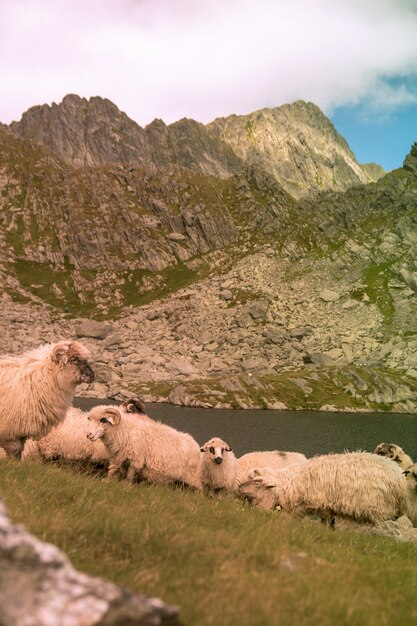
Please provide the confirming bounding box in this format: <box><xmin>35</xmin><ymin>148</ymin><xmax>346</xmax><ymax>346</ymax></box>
<box><xmin>1</xmin><ymin>0</ymin><xmax>417</xmax><ymax>125</ymax></box>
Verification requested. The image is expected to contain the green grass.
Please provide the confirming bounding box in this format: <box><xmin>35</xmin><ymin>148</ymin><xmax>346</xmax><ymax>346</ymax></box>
<box><xmin>2</xmin><ymin>460</ymin><xmax>417</xmax><ymax>626</ymax></box>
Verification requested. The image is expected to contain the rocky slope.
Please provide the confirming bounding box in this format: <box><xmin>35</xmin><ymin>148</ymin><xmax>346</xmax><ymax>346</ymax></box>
<box><xmin>1</xmin><ymin>101</ymin><xmax>416</xmax><ymax>413</ymax></box>
<box><xmin>10</xmin><ymin>95</ymin><xmax>384</xmax><ymax>198</ymax></box>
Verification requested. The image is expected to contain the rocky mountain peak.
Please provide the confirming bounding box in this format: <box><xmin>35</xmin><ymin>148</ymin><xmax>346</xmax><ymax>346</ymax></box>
<box><xmin>8</xmin><ymin>95</ymin><xmax>385</xmax><ymax>197</ymax></box>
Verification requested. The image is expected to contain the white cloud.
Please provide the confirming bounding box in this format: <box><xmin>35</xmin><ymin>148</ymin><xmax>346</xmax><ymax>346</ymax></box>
<box><xmin>1</xmin><ymin>0</ymin><xmax>417</xmax><ymax>124</ymax></box>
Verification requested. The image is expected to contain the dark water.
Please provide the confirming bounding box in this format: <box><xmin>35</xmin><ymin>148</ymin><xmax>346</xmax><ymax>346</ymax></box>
<box><xmin>74</xmin><ymin>398</ymin><xmax>417</xmax><ymax>460</ymax></box>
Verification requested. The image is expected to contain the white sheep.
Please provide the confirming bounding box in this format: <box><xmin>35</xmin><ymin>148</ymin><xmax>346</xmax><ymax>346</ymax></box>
<box><xmin>199</xmin><ymin>437</ymin><xmax>307</xmax><ymax>494</ymax></box>
<box><xmin>373</xmin><ymin>442</ymin><xmax>414</xmax><ymax>470</ymax></box>
<box><xmin>200</xmin><ymin>438</ymin><xmax>237</xmax><ymax>493</ymax></box>
<box><xmin>22</xmin><ymin>397</ymin><xmax>150</xmax><ymax>470</ymax></box>
<box><xmin>0</xmin><ymin>341</ymin><xmax>94</xmax><ymax>458</ymax></box>
<box><xmin>22</xmin><ymin>407</ymin><xmax>110</xmax><ymax>466</ymax></box>
<box><xmin>236</xmin><ymin>450</ymin><xmax>307</xmax><ymax>487</ymax></box>
<box><xmin>238</xmin><ymin>452</ymin><xmax>409</xmax><ymax>526</ymax></box>
<box><xmin>86</xmin><ymin>404</ymin><xmax>202</xmax><ymax>490</ymax></box>
<box><xmin>400</xmin><ymin>463</ymin><xmax>417</xmax><ymax>525</ymax></box>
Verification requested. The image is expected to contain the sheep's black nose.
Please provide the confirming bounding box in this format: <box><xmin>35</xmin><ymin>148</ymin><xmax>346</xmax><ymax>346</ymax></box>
<box><xmin>214</xmin><ymin>457</ymin><xmax>223</xmax><ymax>465</ymax></box>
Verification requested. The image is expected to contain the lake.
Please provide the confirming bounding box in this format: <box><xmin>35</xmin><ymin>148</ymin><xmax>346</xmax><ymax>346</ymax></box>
<box><xmin>74</xmin><ymin>398</ymin><xmax>417</xmax><ymax>460</ymax></box>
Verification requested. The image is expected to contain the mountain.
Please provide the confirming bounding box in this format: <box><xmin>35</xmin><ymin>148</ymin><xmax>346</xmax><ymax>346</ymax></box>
<box><xmin>3</xmin><ymin>97</ymin><xmax>417</xmax><ymax>414</ymax></box>
<box><xmin>9</xmin><ymin>95</ymin><xmax>384</xmax><ymax>198</ymax></box>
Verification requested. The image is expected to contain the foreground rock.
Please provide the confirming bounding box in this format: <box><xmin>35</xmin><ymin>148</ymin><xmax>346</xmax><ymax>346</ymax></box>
<box><xmin>0</xmin><ymin>499</ymin><xmax>181</xmax><ymax>626</ymax></box>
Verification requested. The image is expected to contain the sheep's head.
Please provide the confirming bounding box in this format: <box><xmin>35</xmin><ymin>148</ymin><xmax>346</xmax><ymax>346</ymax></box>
<box><xmin>238</xmin><ymin>467</ymin><xmax>278</xmax><ymax>510</ymax></box>
<box><xmin>87</xmin><ymin>406</ymin><xmax>121</xmax><ymax>441</ymax></box>
<box><xmin>51</xmin><ymin>341</ymin><xmax>94</xmax><ymax>385</ymax></box>
<box><xmin>122</xmin><ymin>397</ymin><xmax>146</xmax><ymax>415</ymax></box>
<box><xmin>403</xmin><ymin>463</ymin><xmax>417</xmax><ymax>491</ymax></box>
<box><xmin>373</xmin><ymin>442</ymin><xmax>404</xmax><ymax>464</ymax></box>
<box><xmin>200</xmin><ymin>437</ymin><xmax>232</xmax><ymax>465</ymax></box>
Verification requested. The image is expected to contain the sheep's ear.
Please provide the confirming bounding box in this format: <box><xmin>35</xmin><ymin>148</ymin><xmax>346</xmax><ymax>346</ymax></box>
<box><xmin>51</xmin><ymin>342</ymin><xmax>70</xmax><ymax>365</ymax></box>
<box><xmin>103</xmin><ymin>408</ymin><xmax>121</xmax><ymax>425</ymax></box>
<box><xmin>226</xmin><ymin>446</ymin><xmax>232</xmax><ymax>452</ymax></box>
<box><xmin>403</xmin><ymin>468</ymin><xmax>411</xmax><ymax>476</ymax></box>
<box><xmin>200</xmin><ymin>447</ymin><xmax>206</xmax><ymax>453</ymax></box>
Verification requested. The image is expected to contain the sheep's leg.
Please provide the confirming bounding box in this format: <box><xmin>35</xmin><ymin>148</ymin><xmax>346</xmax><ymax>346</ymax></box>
<box><xmin>126</xmin><ymin>465</ymin><xmax>137</xmax><ymax>483</ymax></box>
<box><xmin>107</xmin><ymin>463</ymin><xmax>122</xmax><ymax>479</ymax></box>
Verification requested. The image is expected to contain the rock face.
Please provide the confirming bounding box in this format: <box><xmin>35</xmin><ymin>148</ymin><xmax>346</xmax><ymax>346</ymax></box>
<box><xmin>9</xmin><ymin>95</ymin><xmax>384</xmax><ymax>198</ymax></box>
<box><xmin>403</xmin><ymin>142</ymin><xmax>417</xmax><ymax>176</ymax></box>
<box><xmin>0</xmin><ymin>498</ymin><xmax>181</xmax><ymax>626</ymax></box>
<box><xmin>208</xmin><ymin>101</ymin><xmax>381</xmax><ymax>198</ymax></box>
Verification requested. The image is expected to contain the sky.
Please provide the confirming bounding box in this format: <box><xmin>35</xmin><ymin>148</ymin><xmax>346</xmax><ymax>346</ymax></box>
<box><xmin>1</xmin><ymin>0</ymin><xmax>417</xmax><ymax>171</ymax></box>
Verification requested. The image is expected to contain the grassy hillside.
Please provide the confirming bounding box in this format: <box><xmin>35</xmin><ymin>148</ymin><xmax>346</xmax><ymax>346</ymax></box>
<box><xmin>2</xmin><ymin>459</ymin><xmax>417</xmax><ymax>626</ymax></box>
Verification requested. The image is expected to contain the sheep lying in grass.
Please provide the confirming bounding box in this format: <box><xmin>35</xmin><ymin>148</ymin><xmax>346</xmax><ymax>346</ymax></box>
<box><xmin>86</xmin><ymin>404</ymin><xmax>202</xmax><ymax>490</ymax></box>
<box><xmin>238</xmin><ymin>452</ymin><xmax>409</xmax><ymax>526</ymax></box>
<box><xmin>236</xmin><ymin>450</ymin><xmax>307</xmax><ymax>487</ymax></box>
<box><xmin>22</xmin><ymin>407</ymin><xmax>110</xmax><ymax>466</ymax></box>
<box><xmin>199</xmin><ymin>437</ymin><xmax>307</xmax><ymax>494</ymax></box>
<box><xmin>373</xmin><ymin>442</ymin><xmax>414</xmax><ymax>470</ymax></box>
<box><xmin>22</xmin><ymin>397</ymin><xmax>149</xmax><ymax>471</ymax></box>
<box><xmin>0</xmin><ymin>341</ymin><xmax>94</xmax><ymax>459</ymax></box>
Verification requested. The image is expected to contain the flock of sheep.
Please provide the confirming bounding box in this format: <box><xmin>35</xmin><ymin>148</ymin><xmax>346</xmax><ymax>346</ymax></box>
<box><xmin>1</xmin><ymin>340</ymin><xmax>417</xmax><ymax>530</ymax></box>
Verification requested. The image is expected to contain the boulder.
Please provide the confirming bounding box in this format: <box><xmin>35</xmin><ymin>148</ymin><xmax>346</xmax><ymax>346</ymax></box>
<box><xmin>0</xmin><ymin>498</ymin><xmax>181</xmax><ymax>626</ymax></box>
<box><xmin>319</xmin><ymin>289</ymin><xmax>340</xmax><ymax>302</ymax></box>
<box><xmin>75</xmin><ymin>319</ymin><xmax>113</xmax><ymax>340</ymax></box>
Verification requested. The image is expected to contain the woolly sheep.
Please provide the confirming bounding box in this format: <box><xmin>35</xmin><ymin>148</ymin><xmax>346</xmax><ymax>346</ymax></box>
<box><xmin>199</xmin><ymin>437</ymin><xmax>307</xmax><ymax>493</ymax></box>
<box><xmin>0</xmin><ymin>341</ymin><xmax>94</xmax><ymax>458</ymax></box>
<box><xmin>238</xmin><ymin>452</ymin><xmax>409</xmax><ymax>526</ymax></box>
<box><xmin>373</xmin><ymin>442</ymin><xmax>414</xmax><ymax>471</ymax></box>
<box><xmin>200</xmin><ymin>438</ymin><xmax>237</xmax><ymax>493</ymax></box>
<box><xmin>236</xmin><ymin>450</ymin><xmax>307</xmax><ymax>487</ymax></box>
<box><xmin>22</xmin><ymin>407</ymin><xmax>110</xmax><ymax>466</ymax></box>
<box><xmin>86</xmin><ymin>404</ymin><xmax>202</xmax><ymax>490</ymax></box>
<box><xmin>400</xmin><ymin>463</ymin><xmax>417</xmax><ymax>525</ymax></box>
<box><xmin>22</xmin><ymin>397</ymin><xmax>150</xmax><ymax>468</ymax></box>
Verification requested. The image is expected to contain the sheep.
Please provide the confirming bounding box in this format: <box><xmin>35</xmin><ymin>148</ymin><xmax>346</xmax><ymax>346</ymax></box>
<box><xmin>200</xmin><ymin>438</ymin><xmax>237</xmax><ymax>493</ymax></box>
<box><xmin>238</xmin><ymin>452</ymin><xmax>409</xmax><ymax>526</ymax></box>
<box><xmin>236</xmin><ymin>450</ymin><xmax>307</xmax><ymax>487</ymax></box>
<box><xmin>373</xmin><ymin>442</ymin><xmax>414</xmax><ymax>470</ymax></box>
<box><xmin>199</xmin><ymin>437</ymin><xmax>307</xmax><ymax>494</ymax></box>
<box><xmin>0</xmin><ymin>341</ymin><xmax>94</xmax><ymax>459</ymax></box>
<box><xmin>400</xmin><ymin>463</ymin><xmax>417</xmax><ymax>525</ymax></box>
<box><xmin>21</xmin><ymin>407</ymin><xmax>110</xmax><ymax>466</ymax></box>
<box><xmin>122</xmin><ymin>397</ymin><xmax>147</xmax><ymax>415</ymax></box>
<box><xmin>86</xmin><ymin>404</ymin><xmax>202</xmax><ymax>490</ymax></box>
<box><xmin>21</xmin><ymin>397</ymin><xmax>150</xmax><ymax>470</ymax></box>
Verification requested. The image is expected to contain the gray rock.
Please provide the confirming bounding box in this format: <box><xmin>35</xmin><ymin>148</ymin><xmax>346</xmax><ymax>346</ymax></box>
<box><xmin>302</xmin><ymin>352</ymin><xmax>334</xmax><ymax>366</ymax></box>
<box><xmin>0</xmin><ymin>498</ymin><xmax>181</xmax><ymax>626</ymax></box>
<box><xmin>167</xmin><ymin>232</ymin><xmax>187</xmax><ymax>242</ymax></box>
<box><xmin>247</xmin><ymin>300</ymin><xmax>269</xmax><ymax>320</ymax></box>
<box><xmin>75</xmin><ymin>319</ymin><xmax>113</xmax><ymax>340</ymax></box>
<box><xmin>319</xmin><ymin>289</ymin><xmax>340</xmax><ymax>302</ymax></box>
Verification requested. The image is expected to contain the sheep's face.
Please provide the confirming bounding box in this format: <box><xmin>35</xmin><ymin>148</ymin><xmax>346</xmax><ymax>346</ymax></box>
<box><xmin>200</xmin><ymin>437</ymin><xmax>232</xmax><ymax>465</ymax></box>
<box><xmin>238</xmin><ymin>477</ymin><xmax>277</xmax><ymax>510</ymax></box>
<box><xmin>87</xmin><ymin>407</ymin><xmax>121</xmax><ymax>441</ymax></box>
<box><xmin>122</xmin><ymin>397</ymin><xmax>146</xmax><ymax>415</ymax></box>
<box><xmin>51</xmin><ymin>341</ymin><xmax>95</xmax><ymax>385</ymax></box>
<box><xmin>374</xmin><ymin>443</ymin><xmax>403</xmax><ymax>464</ymax></box>
<box><xmin>403</xmin><ymin>464</ymin><xmax>417</xmax><ymax>491</ymax></box>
